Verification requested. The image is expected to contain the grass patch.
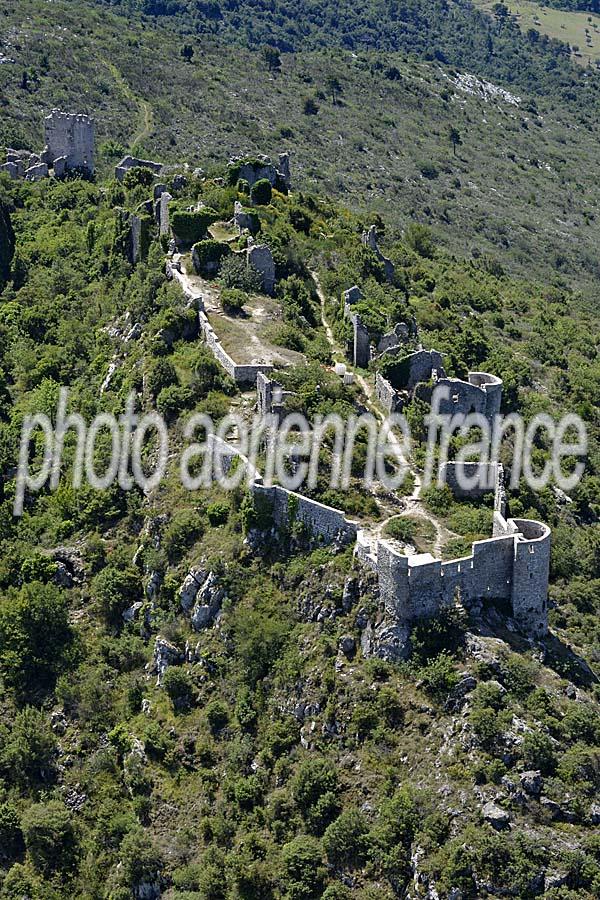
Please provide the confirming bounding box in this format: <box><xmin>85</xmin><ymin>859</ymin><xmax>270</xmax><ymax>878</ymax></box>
<box><xmin>384</xmin><ymin>516</ymin><xmax>436</xmax><ymax>554</ymax></box>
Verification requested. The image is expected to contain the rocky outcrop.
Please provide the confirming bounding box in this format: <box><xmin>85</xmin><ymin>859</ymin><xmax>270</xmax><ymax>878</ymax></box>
<box><xmin>149</xmin><ymin>637</ymin><xmax>183</xmax><ymax>684</ymax></box>
<box><xmin>482</xmin><ymin>800</ymin><xmax>510</xmax><ymax>830</ymax></box>
<box><xmin>179</xmin><ymin>567</ymin><xmax>225</xmax><ymax>631</ymax></box>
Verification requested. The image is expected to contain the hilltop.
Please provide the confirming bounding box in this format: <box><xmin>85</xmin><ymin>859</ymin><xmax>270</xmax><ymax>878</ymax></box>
<box><xmin>3</xmin><ymin>1</ymin><xmax>600</xmax><ymax>300</ymax></box>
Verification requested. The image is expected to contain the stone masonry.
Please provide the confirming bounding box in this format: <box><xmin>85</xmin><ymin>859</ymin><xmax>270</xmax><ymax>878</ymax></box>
<box><xmin>42</xmin><ymin>109</ymin><xmax>94</xmax><ymax>175</ymax></box>
<box><xmin>357</xmin><ymin>465</ymin><xmax>549</xmax><ymax>639</ymax></box>
<box><xmin>247</xmin><ymin>242</ymin><xmax>276</xmax><ymax>295</ymax></box>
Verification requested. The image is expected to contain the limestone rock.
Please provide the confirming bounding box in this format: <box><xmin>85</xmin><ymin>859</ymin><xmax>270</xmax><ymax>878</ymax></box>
<box><xmin>590</xmin><ymin>802</ymin><xmax>600</xmax><ymax>825</ymax></box>
<box><xmin>123</xmin><ymin>601</ymin><xmax>144</xmax><ymax>624</ymax></box>
<box><xmin>179</xmin><ymin>567</ymin><xmax>208</xmax><ymax>612</ymax></box>
<box><xmin>339</xmin><ymin>635</ymin><xmax>356</xmax><ymax>658</ymax></box>
<box><xmin>150</xmin><ymin>637</ymin><xmax>183</xmax><ymax>684</ymax></box>
<box><xmin>190</xmin><ymin>572</ymin><xmax>225</xmax><ymax>631</ymax></box>
<box><xmin>482</xmin><ymin>800</ymin><xmax>510</xmax><ymax>830</ymax></box>
<box><xmin>520</xmin><ymin>770</ymin><xmax>543</xmax><ymax>797</ymax></box>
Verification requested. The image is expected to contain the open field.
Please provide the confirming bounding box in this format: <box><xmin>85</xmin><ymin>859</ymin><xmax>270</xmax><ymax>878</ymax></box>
<box><xmin>475</xmin><ymin>0</ymin><xmax>600</xmax><ymax>66</ymax></box>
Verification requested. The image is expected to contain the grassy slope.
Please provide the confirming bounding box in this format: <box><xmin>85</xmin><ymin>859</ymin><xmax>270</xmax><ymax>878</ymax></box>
<box><xmin>475</xmin><ymin>0</ymin><xmax>600</xmax><ymax>66</ymax></box>
<box><xmin>3</xmin><ymin>0</ymin><xmax>600</xmax><ymax>303</ymax></box>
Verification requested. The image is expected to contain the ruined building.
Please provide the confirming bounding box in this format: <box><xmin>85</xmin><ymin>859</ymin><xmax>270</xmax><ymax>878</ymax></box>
<box><xmin>1</xmin><ymin>110</ymin><xmax>94</xmax><ymax>180</ymax></box>
<box><xmin>376</xmin><ymin>348</ymin><xmax>503</xmax><ymax>424</ymax></box>
<box><xmin>357</xmin><ymin>464</ymin><xmax>550</xmax><ymax>640</ymax></box>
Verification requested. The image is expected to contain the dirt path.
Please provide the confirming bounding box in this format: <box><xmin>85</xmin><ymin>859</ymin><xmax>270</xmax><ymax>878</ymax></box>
<box><xmin>105</xmin><ymin>61</ymin><xmax>154</xmax><ymax>151</ymax></box>
<box><xmin>312</xmin><ymin>271</ymin><xmax>455</xmax><ymax>557</ymax></box>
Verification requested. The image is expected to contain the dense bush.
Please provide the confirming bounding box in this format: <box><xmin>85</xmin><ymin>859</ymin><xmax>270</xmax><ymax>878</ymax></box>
<box><xmin>171</xmin><ymin>208</ymin><xmax>219</xmax><ymax>244</ymax></box>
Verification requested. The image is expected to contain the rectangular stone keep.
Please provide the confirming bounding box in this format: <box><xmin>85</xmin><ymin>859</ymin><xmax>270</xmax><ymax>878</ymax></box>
<box><xmin>44</xmin><ymin>110</ymin><xmax>94</xmax><ymax>174</ymax></box>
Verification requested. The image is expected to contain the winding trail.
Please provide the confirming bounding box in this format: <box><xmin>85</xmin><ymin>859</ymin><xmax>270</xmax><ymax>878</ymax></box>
<box><xmin>105</xmin><ymin>61</ymin><xmax>154</xmax><ymax>151</ymax></box>
<box><xmin>311</xmin><ymin>271</ymin><xmax>453</xmax><ymax>557</ymax></box>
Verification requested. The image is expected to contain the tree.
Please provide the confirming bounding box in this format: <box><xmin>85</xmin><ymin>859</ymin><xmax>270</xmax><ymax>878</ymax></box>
<box><xmin>448</xmin><ymin>126</ymin><xmax>462</xmax><ymax>156</ymax></box>
<box><xmin>0</xmin><ymin>707</ymin><xmax>57</xmax><ymax>788</ymax></box>
<box><xmin>91</xmin><ymin>566</ymin><xmax>141</xmax><ymax>627</ymax></box>
<box><xmin>250</xmin><ymin>178</ymin><xmax>272</xmax><ymax>206</ymax></box>
<box><xmin>0</xmin><ymin>583</ymin><xmax>75</xmax><ymax>700</ymax></box>
<box><xmin>262</xmin><ymin>45</ymin><xmax>281</xmax><ymax>72</ymax></box>
<box><xmin>181</xmin><ymin>43</ymin><xmax>194</xmax><ymax>63</ymax></box>
<box><xmin>302</xmin><ymin>96</ymin><xmax>319</xmax><ymax>115</ymax></box>
<box><xmin>326</xmin><ymin>75</ymin><xmax>342</xmax><ymax>104</ymax></box>
<box><xmin>281</xmin><ymin>835</ymin><xmax>325</xmax><ymax>899</ymax></box>
<box><xmin>21</xmin><ymin>801</ymin><xmax>77</xmax><ymax>875</ymax></box>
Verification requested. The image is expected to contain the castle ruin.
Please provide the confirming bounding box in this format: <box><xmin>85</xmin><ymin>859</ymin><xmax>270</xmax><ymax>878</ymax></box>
<box><xmin>1</xmin><ymin>110</ymin><xmax>94</xmax><ymax>180</ymax></box>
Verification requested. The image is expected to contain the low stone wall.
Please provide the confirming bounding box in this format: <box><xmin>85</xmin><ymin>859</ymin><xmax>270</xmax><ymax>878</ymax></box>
<box><xmin>252</xmin><ymin>483</ymin><xmax>358</xmax><ymax>545</ymax></box>
<box><xmin>198</xmin><ymin>311</ymin><xmax>274</xmax><ymax>386</ymax></box>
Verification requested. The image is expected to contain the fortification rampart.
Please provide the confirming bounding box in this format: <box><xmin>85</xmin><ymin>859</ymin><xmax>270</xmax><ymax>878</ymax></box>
<box><xmin>251</xmin><ymin>483</ymin><xmax>358</xmax><ymax>545</ymax></box>
<box><xmin>367</xmin><ymin>461</ymin><xmax>549</xmax><ymax>639</ymax></box>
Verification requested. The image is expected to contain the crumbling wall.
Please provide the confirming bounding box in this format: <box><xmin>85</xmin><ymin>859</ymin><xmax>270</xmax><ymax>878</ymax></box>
<box><xmin>256</xmin><ymin>373</ymin><xmax>295</xmax><ymax>421</ymax></box>
<box><xmin>43</xmin><ymin>109</ymin><xmax>94</xmax><ymax>174</ymax></box>
<box><xmin>252</xmin><ymin>483</ymin><xmax>358</xmax><ymax>545</ymax></box>
<box><xmin>376</xmin><ymin>373</ymin><xmax>403</xmax><ymax>414</ymax></box>
<box><xmin>115</xmin><ymin>155</ymin><xmax>163</xmax><ymax>182</ymax></box>
<box><xmin>247</xmin><ymin>243</ymin><xmax>275</xmax><ymax>295</ymax></box>
<box><xmin>362</xmin><ymin>225</ymin><xmax>395</xmax><ymax>283</ymax></box>
<box><xmin>439</xmin><ymin>461</ymin><xmax>498</xmax><ymax>499</ymax></box>
<box><xmin>352</xmin><ymin>314</ymin><xmax>371</xmax><ymax>368</ymax></box>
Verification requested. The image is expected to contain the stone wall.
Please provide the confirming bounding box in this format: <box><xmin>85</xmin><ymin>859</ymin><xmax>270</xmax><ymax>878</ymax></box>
<box><xmin>252</xmin><ymin>483</ymin><xmax>358</xmax><ymax>545</ymax></box>
<box><xmin>43</xmin><ymin>109</ymin><xmax>95</xmax><ymax>175</ymax></box>
<box><xmin>352</xmin><ymin>314</ymin><xmax>371</xmax><ymax>368</ymax></box>
<box><xmin>256</xmin><ymin>373</ymin><xmax>295</xmax><ymax>421</ymax></box>
<box><xmin>376</xmin><ymin>372</ymin><xmax>403</xmax><ymax>414</ymax></box>
<box><xmin>439</xmin><ymin>461</ymin><xmax>498</xmax><ymax>499</ymax></box>
<box><xmin>375</xmin><ymin>517</ymin><xmax>549</xmax><ymax>637</ymax></box>
<box><xmin>362</xmin><ymin>225</ymin><xmax>395</xmax><ymax>283</ymax></box>
<box><xmin>115</xmin><ymin>155</ymin><xmax>163</xmax><ymax>182</ymax></box>
<box><xmin>247</xmin><ymin>243</ymin><xmax>275</xmax><ymax>295</ymax></box>
<box><xmin>198</xmin><ymin>311</ymin><xmax>274</xmax><ymax>385</ymax></box>
<box><xmin>434</xmin><ymin>372</ymin><xmax>503</xmax><ymax>423</ymax></box>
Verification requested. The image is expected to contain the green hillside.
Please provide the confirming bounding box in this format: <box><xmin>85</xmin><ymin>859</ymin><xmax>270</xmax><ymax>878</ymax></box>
<box><xmin>4</xmin><ymin>0</ymin><xmax>600</xmax><ymax>301</ymax></box>
<box><xmin>0</xmin><ymin>2</ymin><xmax>599</xmax><ymax>898</ymax></box>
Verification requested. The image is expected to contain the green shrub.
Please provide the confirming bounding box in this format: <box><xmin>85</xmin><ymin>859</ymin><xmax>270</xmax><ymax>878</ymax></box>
<box><xmin>218</xmin><ymin>253</ymin><xmax>262</xmax><ymax>291</ymax></box>
<box><xmin>0</xmin><ymin>582</ymin><xmax>75</xmax><ymax>700</ymax></box>
<box><xmin>206</xmin><ymin>501</ymin><xmax>229</xmax><ymax>526</ymax></box>
<box><xmin>281</xmin><ymin>835</ymin><xmax>324</xmax><ymax>899</ymax></box>
<box><xmin>92</xmin><ymin>566</ymin><xmax>141</xmax><ymax>627</ymax></box>
<box><xmin>162</xmin><ymin>667</ymin><xmax>194</xmax><ymax>711</ymax></box>
<box><xmin>521</xmin><ymin>731</ymin><xmax>556</xmax><ymax>775</ymax></box>
<box><xmin>171</xmin><ymin>208</ymin><xmax>219</xmax><ymax>244</ymax></box>
<box><xmin>206</xmin><ymin>700</ymin><xmax>229</xmax><ymax>735</ymax></box>
<box><xmin>250</xmin><ymin>178</ymin><xmax>272</xmax><ymax>206</ymax></box>
<box><xmin>0</xmin><ymin>803</ymin><xmax>24</xmax><ymax>863</ymax></box>
<box><xmin>122</xmin><ymin>166</ymin><xmax>154</xmax><ymax>189</ymax></box>
<box><xmin>118</xmin><ymin>828</ymin><xmax>164</xmax><ymax>894</ymax></box>
<box><xmin>21</xmin><ymin>801</ymin><xmax>77</xmax><ymax>875</ymax></box>
<box><xmin>220</xmin><ymin>287</ymin><xmax>247</xmax><ymax>313</ymax></box>
<box><xmin>156</xmin><ymin>383</ymin><xmax>193</xmax><ymax>420</ymax></box>
<box><xmin>322</xmin><ymin>809</ymin><xmax>368</xmax><ymax>868</ymax></box>
<box><xmin>0</xmin><ymin>707</ymin><xmax>57</xmax><ymax>788</ymax></box>
<box><xmin>192</xmin><ymin>239</ymin><xmax>231</xmax><ymax>276</ymax></box>
<box><xmin>418</xmin><ymin>651</ymin><xmax>459</xmax><ymax>700</ymax></box>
